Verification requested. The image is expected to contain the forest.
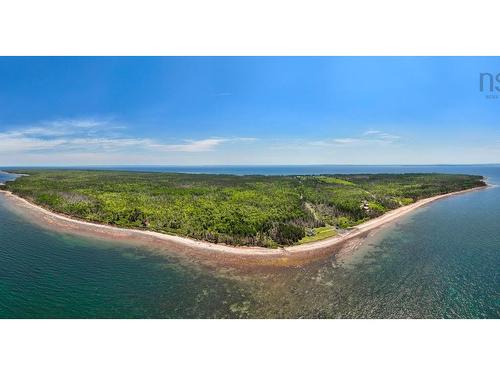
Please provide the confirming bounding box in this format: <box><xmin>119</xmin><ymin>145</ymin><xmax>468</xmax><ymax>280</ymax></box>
<box><xmin>2</xmin><ymin>170</ymin><xmax>485</xmax><ymax>247</ymax></box>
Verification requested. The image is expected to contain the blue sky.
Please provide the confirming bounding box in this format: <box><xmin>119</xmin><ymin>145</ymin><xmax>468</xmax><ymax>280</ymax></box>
<box><xmin>0</xmin><ymin>57</ymin><xmax>499</xmax><ymax>165</ymax></box>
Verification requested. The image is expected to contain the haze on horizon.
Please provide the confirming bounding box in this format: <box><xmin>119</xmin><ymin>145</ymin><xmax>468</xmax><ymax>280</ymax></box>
<box><xmin>0</xmin><ymin>57</ymin><xmax>499</xmax><ymax>166</ymax></box>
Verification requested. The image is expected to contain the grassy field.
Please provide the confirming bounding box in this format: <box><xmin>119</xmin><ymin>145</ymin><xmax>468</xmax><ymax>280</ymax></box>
<box><xmin>298</xmin><ymin>226</ymin><xmax>337</xmax><ymax>244</ymax></box>
<box><xmin>1</xmin><ymin>170</ymin><xmax>485</xmax><ymax>247</ymax></box>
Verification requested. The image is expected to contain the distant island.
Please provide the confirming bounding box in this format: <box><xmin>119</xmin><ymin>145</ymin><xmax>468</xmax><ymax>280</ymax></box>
<box><xmin>0</xmin><ymin>170</ymin><xmax>486</xmax><ymax>251</ymax></box>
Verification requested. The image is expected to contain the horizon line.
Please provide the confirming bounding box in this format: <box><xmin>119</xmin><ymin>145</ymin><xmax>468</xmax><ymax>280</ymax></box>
<box><xmin>1</xmin><ymin>163</ymin><xmax>500</xmax><ymax>168</ymax></box>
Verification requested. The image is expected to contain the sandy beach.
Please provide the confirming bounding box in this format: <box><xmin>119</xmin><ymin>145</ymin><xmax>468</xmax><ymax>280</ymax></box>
<box><xmin>0</xmin><ymin>185</ymin><xmax>488</xmax><ymax>266</ymax></box>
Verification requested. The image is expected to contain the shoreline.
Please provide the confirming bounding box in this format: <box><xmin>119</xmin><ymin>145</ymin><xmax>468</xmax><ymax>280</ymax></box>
<box><xmin>0</xmin><ymin>185</ymin><xmax>488</xmax><ymax>266</ymax></box>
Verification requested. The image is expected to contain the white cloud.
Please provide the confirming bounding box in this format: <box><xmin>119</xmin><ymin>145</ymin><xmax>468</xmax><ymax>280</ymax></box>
<box><xmin>231</xmin><ymin>137</ymin><xmax>258</xmax><ymax>142</ymax></box>
<box><xmin>0</xmin><ymin>119</ymin><xmax>257</xmax><ymax>161</ymax></box>
<box><xmin>363</xmin><ymin>130</ymin><xmax>381</xmax><ymax>135</ymax></box>
<box><xmin>308</xmin><ymin>130</ymin><xmax>401</xmax><ymax>148</ymax></box>
<box><xmin>332</xmin><ymin>138</ymin><xmax>359</xmax><ymax>144</ymax></box>
<box><xmin>363</xmin><ymin>130</ymin><xmax>400</xmax><ymax>140</ymax></box>
<box><xmin>151</xmin><ymin>138</ymin><xmax>228</xmax><ymax>152</ymax></box>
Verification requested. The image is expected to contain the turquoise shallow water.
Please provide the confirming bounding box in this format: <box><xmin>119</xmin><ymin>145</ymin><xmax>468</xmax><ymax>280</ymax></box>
<box><xmin>0</xmin><ymin>166</ymin><xmax>499</xmax><ymax>318</ymax></box>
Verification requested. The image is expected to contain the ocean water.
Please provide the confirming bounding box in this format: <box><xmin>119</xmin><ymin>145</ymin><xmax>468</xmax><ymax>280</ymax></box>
<box><xmin>0</xmin><ymin>165</ymin><xmax>499</xmax><ymax>318</ymax></box>
<box><xmin>3</xmin><ymin>164</ymin><xmax>500</xmax><ymax>176</ymax></box>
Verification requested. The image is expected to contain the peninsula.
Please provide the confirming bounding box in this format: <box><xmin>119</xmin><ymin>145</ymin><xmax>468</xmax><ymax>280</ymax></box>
<box><xmin>0</xmin><ymin>170</ymin><xmax>486</xmax><ymax>257</ymax></box>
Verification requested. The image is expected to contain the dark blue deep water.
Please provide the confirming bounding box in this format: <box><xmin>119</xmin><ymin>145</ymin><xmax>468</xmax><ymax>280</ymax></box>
<box><xmin>0</xmin><ymin>165</ymin><xmax>499</xmax><ymax>318</ymax></box>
